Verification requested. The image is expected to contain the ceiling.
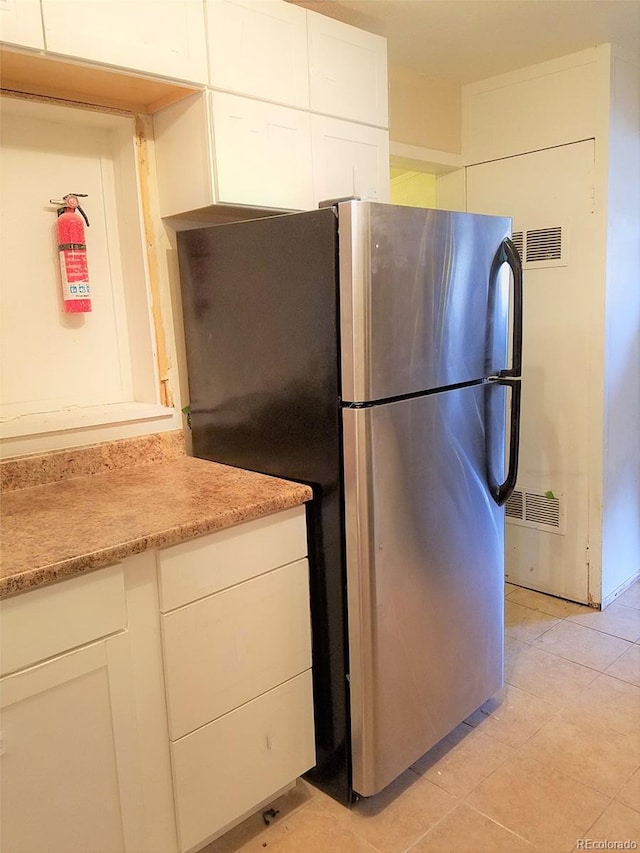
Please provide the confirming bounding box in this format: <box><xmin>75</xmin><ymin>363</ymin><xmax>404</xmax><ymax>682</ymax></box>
<box><xmin>290</xmin><ymin>0</ymin><xmax>640</xmax><ymax>82</ymax></box>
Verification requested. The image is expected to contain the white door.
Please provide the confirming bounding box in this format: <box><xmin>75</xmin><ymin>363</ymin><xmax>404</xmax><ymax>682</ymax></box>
<box><xmin>0</xmin><ymin>636</ymin><xmax>145</xmax><ymax>853</ymax></box>
<box><xmin>306</xmin><ymin>9</ymin><xmax>388</xmax><ymax>127</ymax></box>
<box><xmin>311</xmin><ymin>114</ymin><xmax>389</xmax><ymax>205</ymax></box>
<box><xmin>206</xmin><ymin>0</ymin><xmax>309</xmax><ymax>108</ymax></box>
<box><xmin>42</xmin><ymin>0</ymin><xmax>208</xmax><ymax>83</ymax></box>
<box><xmin>467</xmin><ymin>140</ymin><xmax>596</xmax><ymax>603</ymax></box>
<box><xmin>211</xmin><ymin>91</ymin><xmax>314</xmax><ymax>210</ymax></box>
<box><xmin>0</xmin><ymin>0</ymin><xmax>44</xmax><ymax>48</ymax></box>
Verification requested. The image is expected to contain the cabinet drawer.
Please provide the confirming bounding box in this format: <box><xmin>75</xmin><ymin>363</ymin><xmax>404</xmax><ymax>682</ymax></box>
<box><xmin>0</xmin><ymin>564</ymin><xmax>126</xmax><ymax>676</ymax></box>
<box><xmin>157</xmin><ymin>505</ymin><xmax>307</xmax><ymax>611</ymax></box>
<box><xmin>171</xmin><ymin>670</ymin><xmax>315</xmax><ymax>853</ymax></box>
<box><xmin>162</xmin><ymin>558</ymin><xmax>311</xmax><ymax>740</ymax></box>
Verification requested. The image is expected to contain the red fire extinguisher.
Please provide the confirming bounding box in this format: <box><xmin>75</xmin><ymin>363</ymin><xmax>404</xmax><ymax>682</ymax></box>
<box><xmin>50</xmin><ymin>193</ymin><xmax>92</xmax><ymax>313</ymax></box>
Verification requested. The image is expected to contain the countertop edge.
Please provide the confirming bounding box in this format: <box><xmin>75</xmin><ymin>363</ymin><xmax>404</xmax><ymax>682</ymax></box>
<box><xmin>0</xmin><ymin>457</ymin><xmax>313</xmax><ymax>599</ymax></box>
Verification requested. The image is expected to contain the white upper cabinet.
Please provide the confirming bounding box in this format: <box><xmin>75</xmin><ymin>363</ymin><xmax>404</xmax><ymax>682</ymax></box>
<box><xmin>153</xmin><ymin>2</ymin><xmax>389</xmax><ymax>216</ymax></box>
<box><xmin>307</xmin><ymin>9</ymin><xmax>388</xmax><ymax>128</ymax></box>
<box><xmin>153</xmin><ymin>90</ymin><xmax>314</xmax><ymax>215</ymax></box>
<box><xmin>0</xmin><ymin>0</ymin><xmax>44</xmax><ymax>49</ymax></box>
<box><xmin>41</xmin><ymin>0</ymin><xmax>208</xmax><ymax>83</ymax></box>
<box><xmin>206</xmin><ymin>0</ymin><xmax>309</xmax><ymax>108</ymax></box>
<box><xmin>311</xmin><ymin>114</ymin><xmax>390</xmax><ymax>205</ymax></box>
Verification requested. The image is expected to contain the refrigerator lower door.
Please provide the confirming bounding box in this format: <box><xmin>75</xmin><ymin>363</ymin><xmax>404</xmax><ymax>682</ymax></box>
<box><xmin>343</xmin><ymin>384</ymin><xmax>505</xmax><ymax>797</ymax></box>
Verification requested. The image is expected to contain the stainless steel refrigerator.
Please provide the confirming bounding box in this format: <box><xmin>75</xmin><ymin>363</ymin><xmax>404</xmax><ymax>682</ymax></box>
<box><xmin>177</xmin><ymin>200</ymin><xmax>522</xmax><ymax>804</ymax></box>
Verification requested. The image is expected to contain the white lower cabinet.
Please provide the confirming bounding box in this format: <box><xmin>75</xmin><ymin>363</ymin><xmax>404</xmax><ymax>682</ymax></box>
<box><xmin>158</xmin><ymin>505</ymin><xmax>315</xmax><ymax>853</ymax></box>
<box><xmin>0</xmin><ymin>506</ymin><xmax>314</xmax><ymax>853</ymax></box>
<box><xmin>0</xmin><ymin>633</ymin><xmax>145</xmax><ymax>853</ymax></box>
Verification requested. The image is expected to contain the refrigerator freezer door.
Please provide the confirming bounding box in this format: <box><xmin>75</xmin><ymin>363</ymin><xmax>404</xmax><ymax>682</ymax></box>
<box><xmin>339</xmin><ymin>202</ymin><xmax>511</xmax><ymax>403</ymax></box>
<box><xmin>343</xmin><ymin>384</ymin><xmax>505</xmax><ymax>797</ymax></box>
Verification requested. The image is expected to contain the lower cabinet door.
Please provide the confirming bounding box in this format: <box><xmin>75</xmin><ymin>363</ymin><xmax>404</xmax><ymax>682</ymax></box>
<box><xmin>171</xmin><ymin>670</ymin><xmax>315</xmax><ymax>853</ymax></box>
<box><xmin>0</xmin><ymin>635</ymin><xmax>144</xmax><ymax>853</ymax></box>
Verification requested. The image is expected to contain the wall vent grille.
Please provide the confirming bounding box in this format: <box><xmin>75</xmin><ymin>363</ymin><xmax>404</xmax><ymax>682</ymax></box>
<box><xmin>512</xmin><ymin>224</ymin><xmax>567</xmax><ymax>269</ymax></box>
<box><xmin>526</xmin><ymin>226</ymin><xmax>562</xmax><ymax>263</ymax></box>
<box><xmin>506</xmin><ymin>487</ymin><xmax>564</xmax><ymax>534</ymax></box>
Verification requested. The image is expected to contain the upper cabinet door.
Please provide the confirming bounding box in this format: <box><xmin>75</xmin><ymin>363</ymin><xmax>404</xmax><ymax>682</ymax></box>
<box><xmin>41</xmin><ymin>0</ymin><xmax>208</xmax><ymax>83</ymax></box>
<box><xmin>307</xmin><ymin>10</ymin><xmax>388</xmax><ymax>128</ymax></box>
<box><xmin>0</xmin><ymin>0</ymin><xmax>44</xmax><ymax>49</ymax></box>
<box><xmin>211</xmin><ymin>91</ymin><xmax>314</xmax><ymax>211</ymax></box>
<box><xmin>311</xmin><ymin>114</ymin><xmax>390</xmax><ymax>206</ymax></box>
<box><xmin>206</xmin><ymin>0</ymin><xmax>309</xmax><ymax>109</ymax></box>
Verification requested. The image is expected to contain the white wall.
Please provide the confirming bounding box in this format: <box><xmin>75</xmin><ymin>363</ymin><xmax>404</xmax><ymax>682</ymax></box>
<box><xmin>460</xmin><ymin>44</ymin><xmax>639</xmax><ymax>605</ymax></box>
<box><xmin>389</xmin><ymin>64</ymin><xmax>461</xmax><ymax>154</ymax></box>
<box><xmin>462</xmin><ymin>47</ymin><xmax>600</xmax><ymax>164</ymax></box>
<box><xmin>601</xmin><ymin>49</ymin><xmax>640</xmax><ymax>601</ymax></box>
<box><xmin>0</xmin><ymin>97</ymin><xmax>179</xmax><ymax>459</ymax></box>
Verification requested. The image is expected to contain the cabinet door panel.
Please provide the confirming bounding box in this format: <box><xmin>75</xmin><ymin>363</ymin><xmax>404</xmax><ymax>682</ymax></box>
<box><xmin>171</xmin><ymin>671</ymin><xmax>315</xmax><ymax>853</ymax></box>
<box><xmin>307</xmin><ymin>10</ymin><xmax>388</xmax><ymax>127</ymax></box>
<box><xmin>42</xmin><ymin>0</ymin><xmax>208</xmax><ymax>83</ymax></box>
<box><xmin>163</xmin><ymin>559</ymin><xmax>312</xmax><ymax>739</ymax></box>
<box><xmin>0</xmin><ymin>639</ymin><xmax>143</xmax><ymax>853</ymax></box>
<box><xmin>312</xmin><ymin>114</ymin><xmax>389</xmax><ymax>205</ymax></box>
<box><xmin>211</xmin><ymin>91</ymin><xmax>313</xmax><ymax>210</ymax></box>
<box><xmin>207</xmin><ymin>0</ymin><xmax>309</xmax><ymax>108</ymax></box>
<box><xmin>0</xmin><ymin>0</ymin><xmax>44</xmax><ymax>48</ymax></box>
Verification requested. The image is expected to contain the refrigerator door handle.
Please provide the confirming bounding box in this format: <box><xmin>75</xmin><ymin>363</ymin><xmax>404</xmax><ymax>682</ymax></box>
<box><xmin>491</xmin><ymin>236</ymin><xmax>523</xmax><ymax>379</ymax></box>
<box><xmin>487</xmin><ymin>377</ymin><xmax>522</xmax><ymax>506</ymax></box>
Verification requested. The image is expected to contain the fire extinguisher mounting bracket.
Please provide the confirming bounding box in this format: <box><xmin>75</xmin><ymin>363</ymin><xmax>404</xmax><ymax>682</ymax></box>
<box><xmin>49</xmin><ymin>193</ymin><xmax>90</xmax><ymax>227</ymax></box>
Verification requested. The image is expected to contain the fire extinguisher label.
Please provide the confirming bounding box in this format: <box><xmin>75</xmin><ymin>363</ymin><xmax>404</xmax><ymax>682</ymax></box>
<box><xmin>59</xmin><ymin>249</ymin><xmax>90</xmax><ymax>300</ymax></box>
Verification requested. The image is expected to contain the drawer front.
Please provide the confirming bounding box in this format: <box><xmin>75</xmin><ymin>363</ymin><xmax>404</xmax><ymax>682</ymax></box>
<box><xmin>0</xmin><ymin>564</ymin><xmax>126</xmax><ymax>676</ymax></box>
<box><xmin>157</xmin><ymin>505</ymin><xmax>307</xmax><ymax>611</ymax></box>
<box><xmin>171</xmin><ymin>670</ymin><xmax>315</xmax><ymax>853</ymax></box>
<box><xmin>162</xmin><ymin>559</ymin><xmax>311</xmax><ymax>740</ymax></box>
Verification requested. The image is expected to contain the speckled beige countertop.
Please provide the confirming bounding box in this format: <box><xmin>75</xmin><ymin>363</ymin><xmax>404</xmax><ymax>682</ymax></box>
<box><xmin>0</xmin><ymin>433</ymin><xmax>312</xmax><ymax>599</ymax></box>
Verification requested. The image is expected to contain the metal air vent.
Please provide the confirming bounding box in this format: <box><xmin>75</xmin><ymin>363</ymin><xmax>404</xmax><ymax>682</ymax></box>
<box><xmin>512</xmin><ymin>224</ymin><xmax>567</xmax><ymax>269</ymax></box>
<box><xmin>526</xmin><ymin>226</ymin><xmax>562</xmax><ymax>263</ymax></box>
<box><xmin>505</xmin><ymin>487</ymin><xmax>564</xmax><ymax>534</ymax></box>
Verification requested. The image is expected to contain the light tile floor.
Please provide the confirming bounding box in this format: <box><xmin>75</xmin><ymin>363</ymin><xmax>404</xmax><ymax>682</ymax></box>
<box><xmin>205</xmin><ymin>581</ymin><xmax>640</xmax><ymax>853</ymax></box>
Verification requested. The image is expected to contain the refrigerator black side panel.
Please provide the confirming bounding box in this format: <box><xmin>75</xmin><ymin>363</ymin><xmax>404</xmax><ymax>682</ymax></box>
<box><xmin>177</xmin><ymin>209</ymin><xmax>351</xmax><ymax>804</ymax></box>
